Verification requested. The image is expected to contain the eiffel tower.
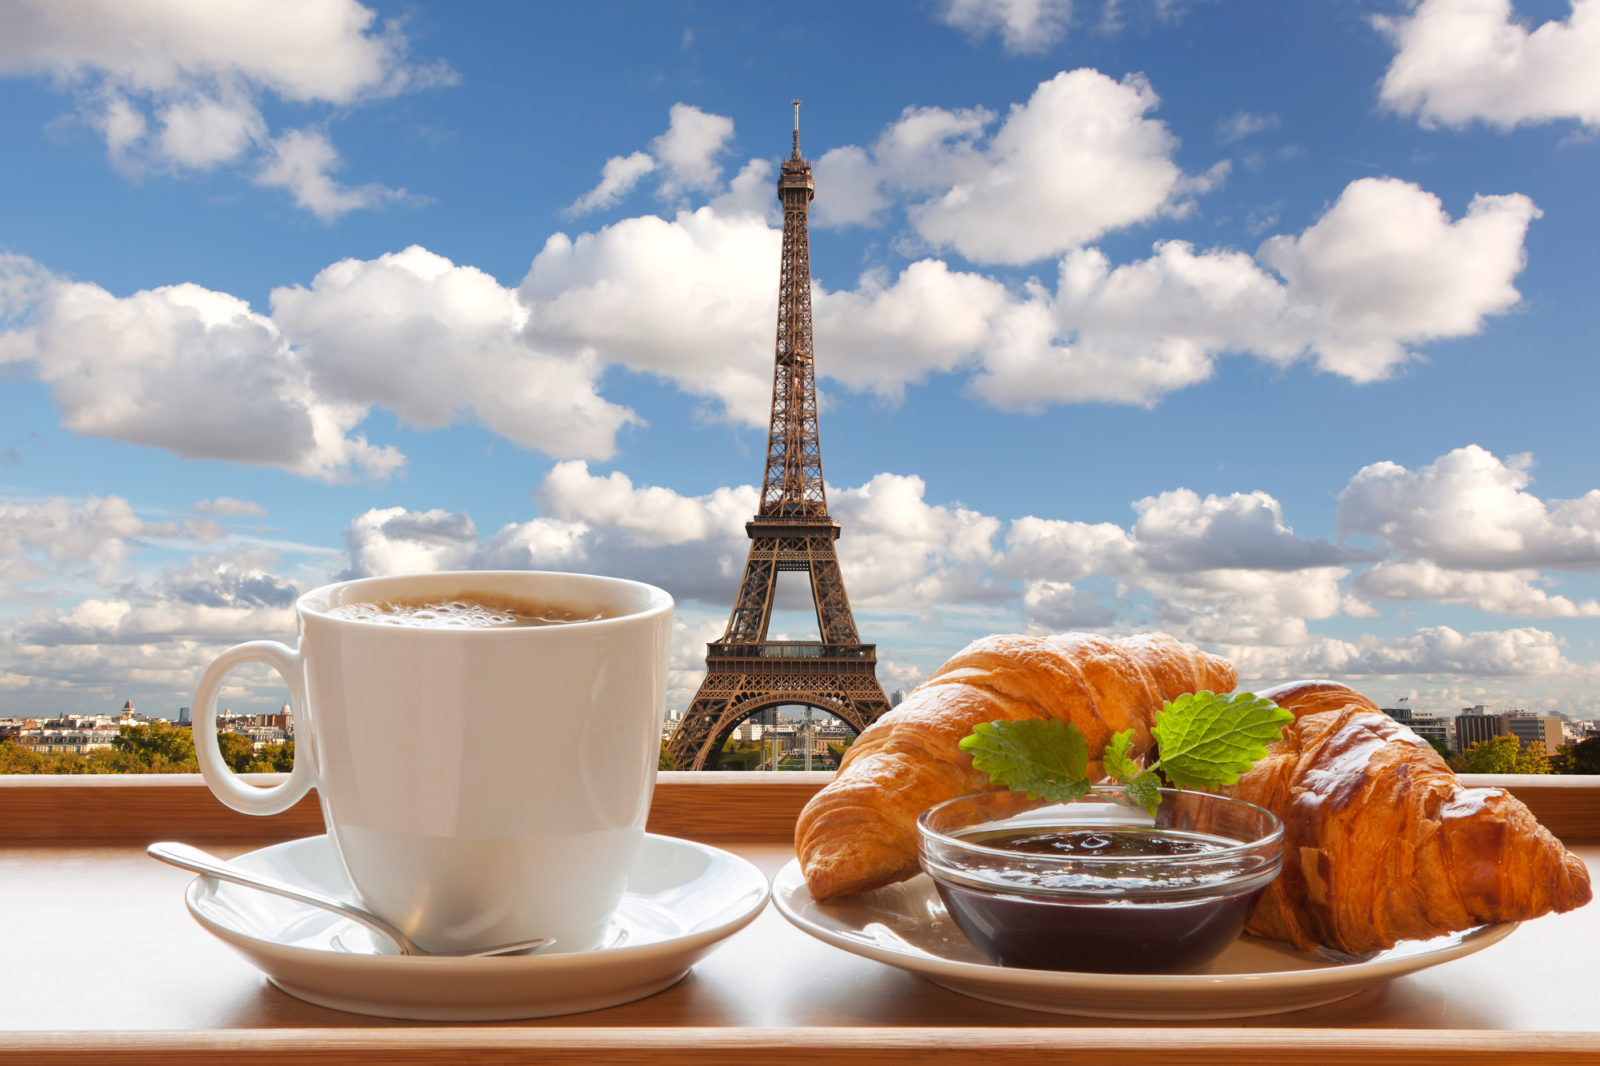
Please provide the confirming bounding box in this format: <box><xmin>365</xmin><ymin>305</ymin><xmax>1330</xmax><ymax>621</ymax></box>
<box><xmin>665</xmin><ymin>103</ymin><xmax>892</xmax><ymax>771</ymax></box>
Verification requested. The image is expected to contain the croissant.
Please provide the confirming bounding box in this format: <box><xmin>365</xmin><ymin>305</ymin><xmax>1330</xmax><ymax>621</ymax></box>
<box><xmin>795</xmin><ymin>631</ymin><xmax>1236</xmax><ymax>901</ymax></box>
<box><xmin>1224</xmin><ymin>681</ymin><xmax>1591</xmax><ymax>955</ymax></box>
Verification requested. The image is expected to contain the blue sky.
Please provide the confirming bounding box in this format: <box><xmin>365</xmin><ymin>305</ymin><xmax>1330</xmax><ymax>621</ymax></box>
<box><xmin>2</xmin><ymin>0</ymin><xmax>1598</xmax><ymax>724</ymax></box>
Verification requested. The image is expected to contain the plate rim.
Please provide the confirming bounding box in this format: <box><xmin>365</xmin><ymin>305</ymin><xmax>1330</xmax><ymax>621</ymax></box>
<box><xmin>771</xmin><ymin>857</ymin><xmax>1516</xmax><ymax>998</ymax></box>
<box><xmin>184</xmin><ymin>831</ymin><xmax>770</xmax><ymax>969</ymax></box>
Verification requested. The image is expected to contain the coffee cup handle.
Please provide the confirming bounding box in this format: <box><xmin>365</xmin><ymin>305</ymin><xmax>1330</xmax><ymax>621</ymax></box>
<box><xmin>193</xmin><ymin>640</ymin><xmax>316</xmax><ymax>816</ymax></box>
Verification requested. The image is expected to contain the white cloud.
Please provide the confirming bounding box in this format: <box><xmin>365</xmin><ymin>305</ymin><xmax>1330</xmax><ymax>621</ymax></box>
<box><xmin>565</xmin><ymin>151</ymin><xmax>657</xmax><ymax>216</ymax></box>
<box><xmin>1130</xmin><ymin>489</ymin><xmax>1356</xmax><ymax>572</ymax></box>
<box><xmin>709</xmin><ymin>159</ymin><xmax>777</xmax><ymax>219</ymax></box>
<box><xmin>1350</xmin><ymin>560</ymin><xmax>1600</xmax><ymax>618</ymax></box>
<box><xmin>907</xmin><ymin>70</ymin><xmax>1199</xmax><ymax>265</ymax></box>
<box><xmin>18</xmin><ymin>578</ymin><xmax>296</xmax><ymax>646</ymax></box>
<box><xmin>195</xmin><ymin>497</ymin><xmax>266</xmax><ymax>518</ymax></box>
<box><xmin>810</xmin><ymin>146</ymin><xmax>889</xmax><ymax>228</ymax></box>
<box><xmin>1021</xmin><ymin>580</ymin><xmax>1119</xmax><ymax>629</ymax></box>
<box><xmin>519</xmin><ymin>208</ymin><xmax>778</xmax><ymax>426</ymax></box>
<box><xmin>0</xmin><ymin>258</ymin><xmax>400</xmax><ymax>481</ymax></box>
<box><xmin>255</xmin><ymin>127</ymin><xmax>415</xmax><ymax>221</ymax></box>
<box><xmin>8</xmin><ymin>441</ymin><xmax>1600</xmax><ymax>716</ymax></box>
<box><xmin>532</xmin><ymin>462</ymin><xmax>754</xmax><ymax>600</ymax></box>
<box><xmin>332</xmin><ymin>466</ymin><xmax>1009</xmax><ymax>615</ymax></box>
<box><xmin>0</xmin><ymin>0</ymin><xmax>442</xmax><ymax>101</ymax></box>
<box><xmin>154</xmin><ymin>90</ymin><xmax>266</xmax><ymax>169</ymax></box>
<box><xmin>1</xmin><ymin>246</ymin><xmax>643</xmax><ymax>477</ymax></box>
<box><xmin>3</xmin><ymin>163</ymin><xmax>1541</xmax><ymax>474</ymax></box>
<box><xmin>540</xmin><ymin>460</ymin><xmax>741</xmax><ymax>547</ymax></box>
<box><xmin>0</xmin><ymin>543</ymin><xmax>311</xmax><ymax>714</ymax></box>
<box><xmin>1216</xmin><ymin>110</ymin><xmax>1280</xmax><ymax>143</ymax></box>
<box><xmin>271</xmin><ymin>245</ymin><xmax>637</xmax><ymax>459</ymax></box>
<box><xmin>336</xmin><ymin>467</ymin><xmax>754</xmax><ymax>604</ymax></box>
<box><xmin>315</xmin><ymin>453</ymin><xmax>1600</xmax><ymax>692</ymax></box>
<box><xmin>1338</xmin><ymin>445</ymin><xmax>1600</xmax><ymax>569</ymax></box>
<box><xmin>0</xmin><ymin>495</ymin><xmax>159</xmax><ymax>593</ymax></box>
<box><xmin>803</xmin><ymin>71</ymin><xmax>1213</xmax><ymax>263</ymax></box>
<box><xmin>998</xmin><ymin>488</ymin><xmax>1356</xmax><ymax>645</ymax></box>
<box><xmin>814</xmin><ymin>259</ymin><xmax>1010</xmax><ymax>399</ymax></box>
<box><xmin>0</xmin><ymin>252</ymin><xmax>52</xmax><ymax>318</ymax></box>
<box><xmin>971</xmin><ymin>243</ymin><xmax>1277</xmax><ymax>408</ymax></box>
<box><xmin>1145</xmin><ymin>565</ymin><xmax>1354</xmax><ymax>649</ymax></box>
<box><xmin>828</xmin><ymin>473</ymin><xmax>1004</xmax><ymax>607</ymax></box>
<box><xmin>1229</xmin><ymin>626</ymin><xmax>1580</xmax><ymax>681</ymax></box>
<box><xmin>651</xmin><ymin>103</ymin><xmax>735</xmax><ymax>198</ymax></box>
<box><xmin>665</xmin><ymin>614</ymin><xmax>731</xmax><ymax>711</ymax></box>
<box><xmin>938</xmin><ymin>0</ymin><xmax>1077</xmax><ymax>53</ymax></box>
<box><xmin>340</xmin><ymin>507</ymin><xmax>482</xmax><ymax>578</ymax></box>
<box><xmin>1377</xmin><ymin>0</ymin><xmax>1600</xmax><ymax>129</ymax></box>
<box><xmin>868</xmin><ymin>103</ymin><xmax>994</xmax><ymax>196</ymax></box>
<box><xmin>0</xmin><ymin>0</ymin><xmax>451</xmax><ymax>215</ymax></box>
<box><xmin>566</xmin><ymin>105</ymin><xmax>744</xmax><ymax>217</ymax></box>
<box><xmin>500</xmin><ymin>89</ymin><xmax>1536</xmax><ymax>428</ymax></box>
<box><xmin>1258</xmin><ymin>178</ymin><xmax>1538</xmax><ymax>381</ymax></box>
<box><xmin>969</xmin><ymin>177</ymin><xmax>1538</xmax><ymax>406</ymax></box>
<box><xmin>1001</xmin><ymin>514</ymin><xmax>1137</xmax><ymax>580</ymax></box>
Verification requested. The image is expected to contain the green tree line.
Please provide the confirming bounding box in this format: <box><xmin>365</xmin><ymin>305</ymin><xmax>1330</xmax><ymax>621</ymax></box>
<box><xmin>1449</xmin><ymin>734</ymin><xmax>1600</xmax><ymax>775</ymax></box>
<box><xmin>6</xmin><ymin>721</ymin><xmax>1598</xmax><ymax>776</ymax></box>
<box><xmin>0</xmin><ymin>720</ymin><xmax>293</xmax><ymax>775</ymax></box>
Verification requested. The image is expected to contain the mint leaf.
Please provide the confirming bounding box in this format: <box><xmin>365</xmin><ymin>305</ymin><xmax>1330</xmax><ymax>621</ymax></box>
<box><xmin>958</xmin><ymin>718</ymin><xmax>1092</xmax><ymax>803</ymax></box>
<box><xmin>1101</xmin><ymin>729</ymin><xmax>1142</xmax><ymax>784</ymax></box>
<box><xmin>1122</xmin><ymin>769</ymin><xmax>1164</xmax><ymax>816</ymax></box>
<box><xmin>1150</xmin><ymin>691</ymin><xmax>1293</xmax><ymax>790</ymax></box>
<box><xmin>1102</xmin><ymin>729</ymin><xmax>1164</xmax><ymax>814</ymax></box>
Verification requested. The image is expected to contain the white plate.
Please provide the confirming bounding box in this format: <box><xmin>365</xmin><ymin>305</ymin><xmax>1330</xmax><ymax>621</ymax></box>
<box><xmin>184</xmin><ymin>834</ymin><xmax>769</xmax><ymax>1020</ymax></box>
<box><xmin>772</xmin><ymin>859</ymin><xmax>1516</xmax><ymax>1020</ymax></box>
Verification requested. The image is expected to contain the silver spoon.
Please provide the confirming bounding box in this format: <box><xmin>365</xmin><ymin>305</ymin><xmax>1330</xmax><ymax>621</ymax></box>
<box><xmin>148</xmin><ymin>840</ymin><xmax>556</xmax><ymax>958</ymax></box>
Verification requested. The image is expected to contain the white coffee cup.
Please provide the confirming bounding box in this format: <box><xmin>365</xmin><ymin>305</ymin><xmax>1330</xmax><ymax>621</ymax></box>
<box><xmin>191</xmin><ymin>570</ymin><xmax>674</xmax><ymax>954</ymax></box>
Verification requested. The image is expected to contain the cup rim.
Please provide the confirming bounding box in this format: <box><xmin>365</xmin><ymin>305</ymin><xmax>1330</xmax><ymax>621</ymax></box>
<box><xmin>917</xmin><ymin>787</ymin><xmax>1285</xmax><ymax>866</ymax></box>
<box><xmin>295</xmin><ymin>569</ymin><xmax>674</xmax><ymax>630</ymax></box>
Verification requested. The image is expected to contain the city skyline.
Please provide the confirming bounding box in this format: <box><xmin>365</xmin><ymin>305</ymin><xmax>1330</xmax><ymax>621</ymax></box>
<box><xmin>2</xmin><ymin>1</ymin><xmax>1599</xmax><ymax>723</ymax></box>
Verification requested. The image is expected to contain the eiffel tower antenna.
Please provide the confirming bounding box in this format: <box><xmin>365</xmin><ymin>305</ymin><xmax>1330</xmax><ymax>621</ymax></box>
<box><xmin>666</xmin><ymin>105</ymin><xmax>892</xmax><ymax>771</ymax></box>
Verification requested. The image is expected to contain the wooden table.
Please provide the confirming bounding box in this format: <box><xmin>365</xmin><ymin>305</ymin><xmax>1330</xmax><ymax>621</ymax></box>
<box><xmin>2</xmin><ymin>773</ymin><xmax>1596</xmax><ymax>1063</ymax></box>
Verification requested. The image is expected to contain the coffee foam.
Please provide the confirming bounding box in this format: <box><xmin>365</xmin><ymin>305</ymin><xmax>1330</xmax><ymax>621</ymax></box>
<box><xmin>327</xmin><ymin>593</ymin><xmax>607</xmax><ymax>629</ymax></box>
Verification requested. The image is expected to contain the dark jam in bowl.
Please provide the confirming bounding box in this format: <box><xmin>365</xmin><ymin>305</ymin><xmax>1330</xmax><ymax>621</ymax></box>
<box><xmin>932</xmin><ymin>827</ymin><xmax>1269</xmax><ymax>974</ymax></box>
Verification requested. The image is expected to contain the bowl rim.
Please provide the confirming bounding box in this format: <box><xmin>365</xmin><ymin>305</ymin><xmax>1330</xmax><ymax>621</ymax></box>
<box><xmin>917</xmin><ymin>787</ymin><xmax>1285</xmax><ymax>868</ymax></box>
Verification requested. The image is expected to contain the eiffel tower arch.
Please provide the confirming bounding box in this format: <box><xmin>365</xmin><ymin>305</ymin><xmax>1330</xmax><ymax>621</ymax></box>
<box><xmin>666</xmin><ymin>103</ymin><xmax>892</xmax><ymax>771</ymax></box>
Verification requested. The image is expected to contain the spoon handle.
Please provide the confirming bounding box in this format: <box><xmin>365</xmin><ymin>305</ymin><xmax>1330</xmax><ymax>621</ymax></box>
<box><xmin>147</xmin><ymin>840</ymin><xmax>421</xmax><ymax>954</ymax></box>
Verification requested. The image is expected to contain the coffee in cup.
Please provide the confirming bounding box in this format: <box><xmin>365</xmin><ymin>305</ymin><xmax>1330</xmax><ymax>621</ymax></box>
<box><xmin>191</xmin><ymin>570</ymin><xmax>674</xmax><ymax>954</ymax></box>
<box><xmin>325</xmin><ymin>592</ymin><xmax>615</xmax><ymax>629</ymax></box>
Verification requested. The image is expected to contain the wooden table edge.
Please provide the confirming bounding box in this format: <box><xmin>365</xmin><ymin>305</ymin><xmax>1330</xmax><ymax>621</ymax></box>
<box><xmin>4</xmin><ymin>1027</ymin><xmax>1598</xmax><ymax>1064</ymax></box>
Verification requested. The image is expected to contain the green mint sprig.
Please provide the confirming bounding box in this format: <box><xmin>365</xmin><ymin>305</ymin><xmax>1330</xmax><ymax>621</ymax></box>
<box><xmin>957</xmin><ymin>691</ymin><xmax>1292</xmax><ymax>815</ymax></box>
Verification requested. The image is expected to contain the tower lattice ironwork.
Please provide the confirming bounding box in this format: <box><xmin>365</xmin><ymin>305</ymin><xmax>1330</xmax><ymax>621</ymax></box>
<box><xmin>666</xmin><ymin>103</ymin><xmax>891</xmax><ymax>771</ymax></box>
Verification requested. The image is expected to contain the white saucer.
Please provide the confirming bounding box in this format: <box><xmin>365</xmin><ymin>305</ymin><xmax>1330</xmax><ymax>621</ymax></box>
<box><xmin>772</xmin><ymin>859</ymin><xmax>1516</xmax><ymax>1020</ymax></box>
<box><xmin>184</xmin><ymin>834</ymin><xmax>769</xmax><ymax>1020</ymax></box>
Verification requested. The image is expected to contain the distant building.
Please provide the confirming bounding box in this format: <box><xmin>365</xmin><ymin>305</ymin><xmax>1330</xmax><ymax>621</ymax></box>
<box><xmin>890</xmin><ymin>690</ymin><xmax>905</xmax><ymax>708</ymax></box>
<box><xmin>1455</xmin><ymin>706</ymin><xmax>1509</xmax><ymax>753</ymax></box>
<box><xmin>178</xmin><ymin>706</ymin><xmax>192</xmax><ymax>725</ymax></box>
<box><xmin>1407</xmin><ymin>713</ymin><xmax>1451</xmax><ymax>749</ymax></box>
<box><xmin>1381</xmin><ymin>705</ymin><xmax>1450</xmax><ymax>750</ymax></box>
<box><xmin>261</xmin><ymin>704</ymin><xmax>292</xmax><ymax>734</ymax></box>
<box><xmin>1506</xmin><ymin>711</ymin><xmax>1563</xmax><ymax>755</ymax></box>
<box><xmin>238</xmin><ymin>725</ymin><xmax>290</xmax><ymax>750</ymax></box>
<box><xmin>17</xmin><ymin>723</ymin><xmax>119</xmax><ymax>755</ymax></box>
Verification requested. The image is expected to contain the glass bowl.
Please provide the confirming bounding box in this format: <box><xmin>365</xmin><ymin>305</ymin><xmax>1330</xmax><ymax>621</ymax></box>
<box><xmin>917</xmin><ymin>787</ymin><xmax>1284</xmax><ymax>974</ymax></box>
